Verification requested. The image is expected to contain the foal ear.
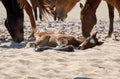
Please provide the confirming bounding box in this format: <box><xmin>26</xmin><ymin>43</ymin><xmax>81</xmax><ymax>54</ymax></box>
<box><xmin>80</xmin><ymin>3</ymin><xmax>83</xmax><ymax>8</ymax></box>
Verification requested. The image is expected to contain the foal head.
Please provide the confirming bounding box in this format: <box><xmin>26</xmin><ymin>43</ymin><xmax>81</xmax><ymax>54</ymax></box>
<box><xmin>78</xmin><ymin>32</ymin><xmax>103</xmax><ymax>50</ymax></box>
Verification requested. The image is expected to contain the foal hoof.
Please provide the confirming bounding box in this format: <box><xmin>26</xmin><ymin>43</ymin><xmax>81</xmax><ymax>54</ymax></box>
<box><xmin>77</xmin><ymin>46</ymin><xmax>85</xmax><ymax>50</ymax></box>
<box><xmin>34</xmin><ymin>46</ymin><xmax>52</xmax><ymax>52</ymax></box>
<box><xmin>53</xmin><ymin>45</ymin><xmax>74</xmax><ymax>52</ymax></box>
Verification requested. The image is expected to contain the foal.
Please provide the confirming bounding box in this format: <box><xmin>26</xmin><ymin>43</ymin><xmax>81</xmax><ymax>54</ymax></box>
<box><xmin>28</xmin><ymin>32</ymin><xmax>103</xmax><ymax>52</ymax></box>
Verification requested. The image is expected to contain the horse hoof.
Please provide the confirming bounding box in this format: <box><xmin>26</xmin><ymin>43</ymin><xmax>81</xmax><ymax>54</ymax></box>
<box><xmin>28</xmin><ymin>34</ymin><xmax>35</xmax><ymax>38</ymax></box>
<box><xmin>28</xmin><ymin>36</ymin><xmax>34</xmax><ymax>38</ymax></box>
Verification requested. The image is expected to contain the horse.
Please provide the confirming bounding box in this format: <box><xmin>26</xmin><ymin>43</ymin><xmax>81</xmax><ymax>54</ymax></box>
<box><xmin>28</xmin><ymin>32</ymin><xmax>103</xmax><ymax>52</ymax></box>
<box><xmin>54</xmin><ymin>0</ymin><xmax>80</xmax><ymax>21</ymax></box>
<box><xmin>1</xmin><ymin>0</ymin><xmax>24</xmax><ymax>43</ymax></box>
<box><xmin>80</xmin><ymin>0</ymin><xmax>120</xmax><ymax>38</ymax></box>
<box><xmin>30</xmin><ymin>0</ymin><xmax>80</xmax><ymax>21</ymax></box>
<box><xmin>1</xmin><ymin>0</ymin><xmax>53</xmax><ymax>43</ymax></box>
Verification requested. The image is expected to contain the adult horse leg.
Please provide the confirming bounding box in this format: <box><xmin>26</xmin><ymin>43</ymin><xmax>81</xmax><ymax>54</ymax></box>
<box><xmin>24</xmin><ymin>1</ymin><xmax>36</xmax><ymax>37</ymax></box>
<box><xmin>34</xmin><ymin>8</ymin><xmax>38</xmax><ymax>20</ymax></box>
<box><xmin>105</xmin><ymin>0</ymin><xmax>120</xmax><ymax>14</ymax></box>
<box><xmin>38</xmin><ymin>6</ymin><xmax>43</xmax><ymax>21</ymax></box>
<box><xmin>107</xmin><ymin>3</ymin><xmax>114</xmax><ymax>37</ymax></box>
<box><xmin>81</xmin><ymin>0</ymin><xmax>101</xmax><ymax>38</ymax></box>
<box><xmin>30</xmin><ymin>0</ymin><xmax>38</xmax><ymax>20</ymax></box>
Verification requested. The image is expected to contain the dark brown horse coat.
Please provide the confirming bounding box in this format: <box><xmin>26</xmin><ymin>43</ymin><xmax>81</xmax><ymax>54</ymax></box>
<box><xmin>1</xmin><ymin>0</ymin><xmax>24</xmax><ymax>43</ymax></box>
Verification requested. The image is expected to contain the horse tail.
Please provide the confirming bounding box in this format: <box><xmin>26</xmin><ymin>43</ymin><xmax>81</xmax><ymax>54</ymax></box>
<box><xmin>38</xmin><ymin>0</ymin><xmax>54</xmax><ymax>20</ymax></box>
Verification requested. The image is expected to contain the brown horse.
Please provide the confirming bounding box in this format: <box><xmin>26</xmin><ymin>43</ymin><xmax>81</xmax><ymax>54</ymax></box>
<box><xmin>54</xmin><ymin>0</ymin><xmax>80</xmax><ymax>21</ymax></box>
<box><xmin>1</xmin><ymin>0</ymin><xmax>24</xmax><ymax>43</ymax></box>
<box><xmin>28</xmin><ymin>32</ymin><xmax>103</xmax><ymax>52</ymax></box>
<box><xmin>81</xmin><ymin>0</ymin><xmax>120</xmax><ymax>38</ymax></box>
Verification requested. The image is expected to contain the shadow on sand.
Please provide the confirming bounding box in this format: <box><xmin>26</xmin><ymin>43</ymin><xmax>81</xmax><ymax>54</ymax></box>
<box><xmin>0</xmin><ymin>37</ymin><xmax>35</xmax><ymax>48</ymax></box>
<box><xmin>0</xmin><ymin>42</ymin><xmax>26</xmax><ymax>48</ymax></box>
<box><xmin>74</xmin><ymin>77</ymin><xmax>92</xmax><ymax>79</ymax></box>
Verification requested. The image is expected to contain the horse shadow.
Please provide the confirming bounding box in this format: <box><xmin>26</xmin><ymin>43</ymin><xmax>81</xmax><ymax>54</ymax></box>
<box><xmin>0</xmin><ymin>42</ymin><xmax>26</xmax><ymax>49</ymax></box>
<box><xmin>73</xmin><ymin>77</ymin><xmax>92</xmax><ymax>79</ymax></box>
<box><xmin>0</xmin><ymin>37</ymin><xmax>35</xmax><ymax>49</ymax></box>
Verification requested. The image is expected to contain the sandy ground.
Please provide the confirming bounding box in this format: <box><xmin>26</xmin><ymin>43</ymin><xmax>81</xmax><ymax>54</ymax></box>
<box><xmin>0</xmin><ymin>1</ymin><xmax>120</xmax><ymax>79</ymax></box>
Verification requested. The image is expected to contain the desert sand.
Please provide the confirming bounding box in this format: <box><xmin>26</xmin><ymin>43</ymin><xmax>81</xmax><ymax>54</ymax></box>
<box><xmin>0</xmin><ymin>0</ymin><xmax>120</xmax><ymax>79</ymax></box>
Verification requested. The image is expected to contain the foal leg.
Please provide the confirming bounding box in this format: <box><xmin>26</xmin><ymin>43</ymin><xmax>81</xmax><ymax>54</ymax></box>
<box><xmin>24</xmin><ymin>1</ymin><xmax>36</xmax><ymax>37</ymax></box>
<box><xmin>81</xmin><ymin>0</ymin><xmax>101</xmax><ymax>38</ymax></box>
<box><xmin>107</xmin><ymin>3</ymin><xmax>114</xmax><ymax>37</ymax></box>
